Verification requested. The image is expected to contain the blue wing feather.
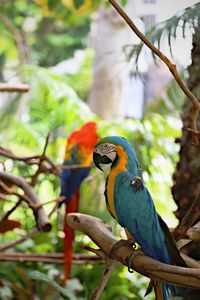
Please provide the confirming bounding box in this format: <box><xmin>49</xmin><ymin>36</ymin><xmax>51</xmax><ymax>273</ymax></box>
<box><xmin>114</xmin><ymin>171</ymin><xmax>175</xmax><ymax>299</ymax></box>
<box><xmin>60</xmin><ymin>144</ymin><xmax>91</xmax><ymax>202</ymax></box>
<box><xmin>114</xmin><ymin>171</ymin><xmax>171</xmax><ymax>263</ymax></box>
<box><xmin>60</xmin><ymin>164</ymin><xmax>90</xmax><ymax>201</ymax></box>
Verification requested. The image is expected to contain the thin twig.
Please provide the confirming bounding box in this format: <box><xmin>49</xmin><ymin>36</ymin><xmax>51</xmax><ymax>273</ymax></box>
<box><xmin>0</xmin><ymin>193</ymin><xmax>16</xmax><ymax>203</ymax></box>
<box><xmin>187</xmin><ymin>221</ymin><xmax>200</xmax><ymax>241</ymax></box>
<box><xmin>0</xmin><ymin>228</ymin><xmax>38</xmax><ymax>251</ymax></box>
<box><xmin>0</xmin><ymin>14</ymin><xmax>28</xmax><ymax>64</ymax></box>
<box><xmin>181</xmin><ymin>253</ymin><xmax>200</xmax><ymax>269</ymax></box>
<box><xmin>30</xmin><ymin>132</ymin><xmax>51</xmax><ymax>186</ymax></box>
<box><xmin>0</xmin><ymin>146</ymin><xmax>95</xmax><ymax>175</ymax></box>
<box><xmin>0</xmin><ymin>197</ymin><xmax>62</xmax><ymax>251</ymax></box>
<box><xmin>90</xmin><ymin>259</ymin><xmax>117</xmax><ymax>300</ymax></box>
<box><xmin>0</xmin><ymin>83</ymin><xmax>29</xmax><ymax>93</ymax></box>
<box><xmin>80</xmin><ymin>245</ymin><xmax>118</xmax><ymax>300</ymax></box>
<box><xmin>2</xmin><ymin>198</ymin><xmax>23</xmax><ymax>220</ymax></box>
<box><xmin>0</xmin><ymin>252</ymin><xmax>102</xmax><ymax>264</ymax></box>
<box><xmin>173</xmin><ymin>194</ymin><xmax>200</xmax><ymax>241</ymax></box>
<box><xmin>108</xmin><ymin>0</ymin><xmax>200</xmax><ymax>146</ymax></box>
<box><xmin>0</xmin><ymin>146</ymin><xmax>60</xmax><ymax>176</ymax></box>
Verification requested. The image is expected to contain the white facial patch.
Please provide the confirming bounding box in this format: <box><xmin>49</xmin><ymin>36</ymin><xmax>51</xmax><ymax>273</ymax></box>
<box><xmin>94</xmin><ymin>143</ymin><xmax>115</xmax><ymax>155</ymax></box>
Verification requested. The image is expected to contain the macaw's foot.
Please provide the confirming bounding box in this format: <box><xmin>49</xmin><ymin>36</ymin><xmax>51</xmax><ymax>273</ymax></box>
<box><xmin>109</xmin><ymin>239</ymin><xmax>136</xmax><ymax>259</ymax></box>
<box><xmin>125</xmin><ymin>249</ymin><xmax>143</xmax><ymax>273</ymax></box>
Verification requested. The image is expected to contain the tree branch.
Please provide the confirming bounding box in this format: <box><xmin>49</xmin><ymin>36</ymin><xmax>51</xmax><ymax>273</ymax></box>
<box><xmin>0</xmin><ymin>228</ymin><xmax>38</xmax><ymax>251</ymax></box>
<box><xmin>0</xmin><ymin>252</ymin><xmax>102</xmax><ymax>264</ymax></box>
<box><xmin>0</xmin><ymin>197</ymin><xmax>62</xmax><ymax>251</ymax></box>
<box><xmin>173</xmin><ymin>194</ymin><xmax>200</xmax><ymax>241</ymax></box>
<box><xmin>0</xmin><ymin>172</ymin><xmax>51</xmax><ymax>232</ymax></box>
<box><xmin>79</xmin><ymin>245</ymin><xmax>119</xmax><ymax>300</ymax></box>
<box><xmin>67</xmin><ymin>213</ymin><xmax>200</xmax><ymax>290</ymax></box>
<box><xmin>0</xmin><ymin>145</ymin><xmax>94</xmax><ymax>175</ymax></box>
<box><xmin>30</xmin><ymin>132</ymin><xmax>51</xmax><ymax>186</ymax></box>
<box><xmin>108</xmin><ymin>0</ymin><xmax>200</xmax><ymax>146</ymax></box>
<box><xmin>0</xmin><ymin>14</ymin><xmax>28</xmax><ymax>64</ymax></box>
<box><xmin>0</xmin><ymin>83</ymin><xmax>29</xmax><ymax>93</ymax></box>
<box><xmin>187</xmin><ymin>221</ymin><xmax>200</xmax><ymax>241</ymax></box>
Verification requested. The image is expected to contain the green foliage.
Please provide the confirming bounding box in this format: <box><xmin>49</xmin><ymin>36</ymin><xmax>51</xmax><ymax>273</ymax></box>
<box><xmin>0</xmin><ymin>63</ymin><xmax>180</xmax><ymax>297</ymax></box>
<box><xmin>0</xmin><ymin>65</ymin><xmax>95</xmax><ymax>151</ymax></box>
<box><xmin>144</xmin><ymin>77</ymin><xmax>185</xmax><ymax>118</ymax></box>
<box><xmin>0</xmin><ymin>0</ymin><xmax>92</xmax><ymax>68</ymax></box>
<box><xmin>29</xmin><ymin>271</ymin><xmax>83</xmax><ymax>299</ymax></box>
<box><xmin>0</xmin><ymin>1</ymin><xmax>185</xmax><ymax>298</ymax></box>
<box><xmin>63</xmin><ymin>49</ymin><xmax>94</xmax><ymax>101</ymax></box>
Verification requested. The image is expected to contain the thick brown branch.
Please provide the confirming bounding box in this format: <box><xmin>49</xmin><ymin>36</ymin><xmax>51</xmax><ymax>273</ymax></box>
<box><xmin>173</xmin><ymin>194</ymin><xmax>200</xmax><ymax>241</ymax></box>
<box><xmin>0</xmin><ymin>83</ymin><xmax>29</xmax><ymax>93</ymax></box>
<box><xmin>67</xmin><ymin>213</ymin><xmax>200</xmax><ymax>290</ymax></box>
<box><xmin>0</xmin><ymin>172</ymin><xmax>51</xmax><ymax>232</ymax></box>
<box><xmin>108</xmin><ymin>0</ymin><xmax>200</xmax><ymax>145</ymax></box>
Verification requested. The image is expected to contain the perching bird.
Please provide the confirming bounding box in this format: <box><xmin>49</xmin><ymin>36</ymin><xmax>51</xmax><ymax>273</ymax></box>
<box><xmin>60</xmin><ymin>121</ymin><xmax>98</xmax><ymax>285</ymax></box>
<box><xmin>93</xmin><ymin>136</ymin><xmax>186</xmax><ymax>300</ymax></box>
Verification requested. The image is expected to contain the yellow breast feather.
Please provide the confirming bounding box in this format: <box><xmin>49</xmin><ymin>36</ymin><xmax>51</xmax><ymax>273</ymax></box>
<box><xmin>106</xmin><ymin>146</ymin><xmax>128</xmax><ymax>220</ymax></box>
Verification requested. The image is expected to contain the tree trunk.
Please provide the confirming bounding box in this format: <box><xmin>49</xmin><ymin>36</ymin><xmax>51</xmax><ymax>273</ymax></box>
<box><xmin>171</xmin><ymin>26</ymin><xmax>200</xmax><ymax>300</ymax></box>
<box><xmin>88</xmin><ymin>3</ymin><xmax>136</xmax><ymax>119</ymax></box>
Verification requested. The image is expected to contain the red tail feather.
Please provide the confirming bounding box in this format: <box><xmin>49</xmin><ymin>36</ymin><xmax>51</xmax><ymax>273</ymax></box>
<box><xmin>63</xmin><ymin>190</ymin><xmax>80</xmax><ymax>285</ymax></box>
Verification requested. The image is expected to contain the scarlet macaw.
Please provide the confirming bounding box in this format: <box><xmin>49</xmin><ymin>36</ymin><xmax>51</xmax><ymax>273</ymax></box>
<box><xmin>60</xmin><ymin>121</ymin><xmax>98</xmax><ymax>285</ymax></box>
<box><xmin>93</xmin><ymin>136</ymin><xmax>185</xmax><ymax>300</ymax></box>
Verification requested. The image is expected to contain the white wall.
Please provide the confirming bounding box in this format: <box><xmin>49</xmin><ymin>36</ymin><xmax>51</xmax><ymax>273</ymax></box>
<box><xmin>132</xmin><ymin>0</ymin><xmax>199</xmax><ymax>22</ymax></box>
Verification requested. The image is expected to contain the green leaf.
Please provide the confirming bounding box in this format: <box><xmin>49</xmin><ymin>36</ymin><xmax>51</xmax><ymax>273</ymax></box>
<box><xmin>120</xmin><ymin>0</ymin><xmax>127</xmax><ymax>6</ymax></box>
<box><xmin>28</xmin><ymin>271</ymin><xmax>82</xmax><ymax>299</ymax></box>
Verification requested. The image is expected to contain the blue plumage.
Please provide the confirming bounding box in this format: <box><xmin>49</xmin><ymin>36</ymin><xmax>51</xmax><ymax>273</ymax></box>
<box><xmin>60</xmin><ymin>164</ymin><xmax>90</xmax><ymax>201</ymax></box>
<box><xmin>93</xmin><ymin>136</ymin><xmax>185</xmax><ymax>300</ymax></box>
<box><xmin>114</xmin><ymin>172</ymin><xmax>175</xmax><ymax>299</ymax></box>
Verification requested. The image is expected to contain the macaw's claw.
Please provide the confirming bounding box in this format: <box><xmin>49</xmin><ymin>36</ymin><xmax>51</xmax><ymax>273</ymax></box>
<box><xmin>109</xmin><ymin>239</ymin><xmax>136</xmax><ymax>259</ymax></box>
<box><xmin>125</xmin><ymin>249</ymin><xmax>143</xmax><ymax>273</ymax></box>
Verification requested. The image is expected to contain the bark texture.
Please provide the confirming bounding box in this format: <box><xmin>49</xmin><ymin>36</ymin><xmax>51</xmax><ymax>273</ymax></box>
<box><xmin>171</xmin><ymin>27</ymin><xmax>200</xmax><ymax>300</ymax></box>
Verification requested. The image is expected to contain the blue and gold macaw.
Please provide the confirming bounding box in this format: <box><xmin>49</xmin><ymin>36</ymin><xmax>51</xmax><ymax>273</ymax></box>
<box><xmin>60</xmin><ymin>121</ymin><xmax>98</xmax><ymax>285</ymax></box>
<box><xmin>93</xmin><ymin>136</ymin><xmax>185</xmax><ymax>300</ymax></box>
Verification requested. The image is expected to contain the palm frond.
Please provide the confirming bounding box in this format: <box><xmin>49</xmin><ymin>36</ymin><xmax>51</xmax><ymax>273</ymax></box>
<box><xmin>144</xmin><ymin>76</ymin><xmax>185</xmax><ymax>118</ymax></box>
<box><xmin>125</xmin><ymin>2</ymin><xmax>200</xmax><ymax>63</ymax></box>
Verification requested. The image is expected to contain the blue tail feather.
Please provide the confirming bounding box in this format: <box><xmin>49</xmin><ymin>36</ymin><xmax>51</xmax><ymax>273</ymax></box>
<box><xmin>163</xmin><ymin>283</ymin><xmax>176</xmax><ymax>300</ymax></box>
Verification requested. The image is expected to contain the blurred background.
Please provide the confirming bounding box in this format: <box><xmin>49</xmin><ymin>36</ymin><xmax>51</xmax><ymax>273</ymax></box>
<box><xmin>0</xmin><ymin>0</ymin><xmax>199</xmax><ymax>299</ymax></box>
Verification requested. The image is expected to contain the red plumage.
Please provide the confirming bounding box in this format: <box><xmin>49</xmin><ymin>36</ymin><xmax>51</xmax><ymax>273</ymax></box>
<box><xmin>67</xmin><ymin>121</ymin><xmax>98</xmax><ymax>150</ymax></box>
<box><xmin>61</xmin><ymin>121</ymin><xmax>98</xmax><ymax>285</ymax></box>
<box><xmin>63</xmin><ymin>190</ymin><xmax>79</xmax><ymax>284</ymax></box>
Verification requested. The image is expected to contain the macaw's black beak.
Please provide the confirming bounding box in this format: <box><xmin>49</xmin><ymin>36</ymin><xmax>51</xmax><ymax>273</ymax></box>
<box><xmin>93</xmin><ymin>152</ymin><xmax>112</xmax><ymax>171</ymax></box>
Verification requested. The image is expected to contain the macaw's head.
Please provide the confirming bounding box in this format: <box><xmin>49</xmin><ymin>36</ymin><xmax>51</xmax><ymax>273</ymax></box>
<box><xmin>93</xmin><ymin>136</ymin><xmax>134</xmax><ymax>171</ymax></box>
<box><xmin>64</xmin><ymin>121</ymin><xmax>98</xmax><ymax>163</ymax></box>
